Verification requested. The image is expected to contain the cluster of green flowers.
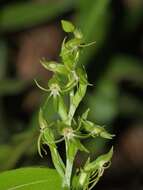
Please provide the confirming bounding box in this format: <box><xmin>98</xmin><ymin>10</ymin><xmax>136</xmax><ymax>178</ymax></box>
<box><xmin>36</xmin><ymin>20</ymin><xmax>114</xmax><ymax>190</ymax></box>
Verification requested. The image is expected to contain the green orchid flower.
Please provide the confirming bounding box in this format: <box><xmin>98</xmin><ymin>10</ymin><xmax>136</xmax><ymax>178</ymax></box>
<box><xmin>36</xmin><ymin>20</ymin><xmax>114</xmax><ymax>190</ymax></box>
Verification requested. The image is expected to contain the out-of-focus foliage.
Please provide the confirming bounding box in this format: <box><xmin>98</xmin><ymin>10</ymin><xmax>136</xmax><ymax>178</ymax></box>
<box><xmin>0</xmin><ymin>1</ymin><xmax>143</xmax><ymax>189</ymax></box>
<box><xmin>78</xmin><ymin>0</ymin><xmax>111</xmax><ymax>65</ymax></box>
<box><xmin>0</xmin><ymin>0</ymin><xmax>74</xmax><ymax>31</ymax></box>
<box><xmin>88</xmin><ymin>55</ymin><xmax>143</xmax><ymax>124</ymax></box>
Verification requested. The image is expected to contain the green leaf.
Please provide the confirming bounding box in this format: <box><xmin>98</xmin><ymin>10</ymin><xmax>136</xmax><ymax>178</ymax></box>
<box><xmin>61</xmin><ymin>20</ymin><xmax>75</xmax><ymax>33</ymax></box>
<box><xmin>0</xmin><ymin>167</ymin><xmax>62</xmax><ymax>190</ymax></box>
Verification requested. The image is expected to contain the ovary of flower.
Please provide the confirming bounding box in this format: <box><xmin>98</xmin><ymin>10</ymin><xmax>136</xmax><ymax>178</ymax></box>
<box><xmin>50</xmin><ymin>83</ymin><xmax>61</xmax><ymax>97</ymax></box>
<box><xmin>63</xmin><ymin>127</ymin><xmax>74</xmax><ymax>140</ymax></box>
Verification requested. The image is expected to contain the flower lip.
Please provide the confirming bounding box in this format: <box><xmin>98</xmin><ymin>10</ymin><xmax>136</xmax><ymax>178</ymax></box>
<box><xmin>63</xmin><ymin>127</ymin><xmax>74</xmax><ymax>140</ymax></box>
<box><xmin>50</xmin><ymin>83</ymin><xmax>61</xmax><ymax>97</ymax></box>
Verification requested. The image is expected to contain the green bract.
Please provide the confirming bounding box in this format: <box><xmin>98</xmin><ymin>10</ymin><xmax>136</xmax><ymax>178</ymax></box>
<box><xmin>61</xmin><ymin>20</ymin><xmax>75</xmax><ymax>33</ymax></box>
<box><xmin>36</xmin><ymin>20</ymin><xmax>114</xmax><ymax>190</ymax></box>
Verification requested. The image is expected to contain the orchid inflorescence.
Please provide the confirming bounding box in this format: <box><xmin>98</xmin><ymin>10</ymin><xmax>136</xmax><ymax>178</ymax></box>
<box><xmin>36</xmin><ymin>20</ymin><xmax>114</xmax><ymax>190</ymax></box>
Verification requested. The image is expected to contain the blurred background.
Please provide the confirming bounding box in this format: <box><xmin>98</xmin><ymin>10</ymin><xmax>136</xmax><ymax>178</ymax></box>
<box><xmin>0</xmin><ymin>0</ymin><xmax>143</xmax><ymax>189</ymax></box>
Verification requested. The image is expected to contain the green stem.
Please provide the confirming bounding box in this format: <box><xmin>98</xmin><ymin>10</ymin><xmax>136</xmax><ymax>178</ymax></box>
<box><xmin>63</xmin><ymin>139</ymin><xmax>77</xmax><ymax>189</ymax></box>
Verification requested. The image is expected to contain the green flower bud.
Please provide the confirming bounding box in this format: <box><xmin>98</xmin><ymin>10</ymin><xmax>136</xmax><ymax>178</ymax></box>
<box><xmin>61</xmin><ymin>20</ymin><xmax>75</xmax><ymax>33</ymax></box>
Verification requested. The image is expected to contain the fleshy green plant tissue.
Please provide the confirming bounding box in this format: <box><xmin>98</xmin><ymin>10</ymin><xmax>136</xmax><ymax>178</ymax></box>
<box><xmin>36</xmin><ymin>20</ymin><xmax>114</xmax><ymax>190</ymax></box>
<box><xmin>0</xmin><ymin>20</ymin><xmax>114</xmax><ymax>190</ymax></box>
